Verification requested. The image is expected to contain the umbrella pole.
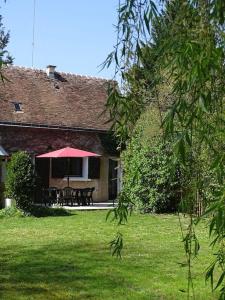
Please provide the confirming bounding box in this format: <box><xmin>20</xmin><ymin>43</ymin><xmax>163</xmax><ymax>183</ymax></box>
<box><xmin>67</xmin><ymin>158</ymin><xmax>70</xmax><ymax>187</ymax></box>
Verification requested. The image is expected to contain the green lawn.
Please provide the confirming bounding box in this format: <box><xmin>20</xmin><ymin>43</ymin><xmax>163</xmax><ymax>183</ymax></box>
<box><xmin>0</xmin><ymin>210</ymin><xmax>218</xmax><ymax>300</ymax></box>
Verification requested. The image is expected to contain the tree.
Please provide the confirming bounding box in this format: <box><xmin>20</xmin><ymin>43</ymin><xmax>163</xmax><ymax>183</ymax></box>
<box><xmin>0</xmin><ymin>7</ymin><xmax>13</xmax><ymax>79</ymax></box>
<box><xmin>106</xmin><ymin>0</ymin><xmax>225</xmax><ymax>298</ymax></box>
<box><xmin>5</xmin><ymin>151</ymin><xmax>36</xmax><ymax>211</ymax></box>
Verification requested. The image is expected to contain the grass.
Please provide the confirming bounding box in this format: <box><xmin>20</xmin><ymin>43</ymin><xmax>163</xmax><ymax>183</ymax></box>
<box><xmin>0</xmin><ymin>210</ymin><xmax>218</xmax><ymax>300</ymax></box>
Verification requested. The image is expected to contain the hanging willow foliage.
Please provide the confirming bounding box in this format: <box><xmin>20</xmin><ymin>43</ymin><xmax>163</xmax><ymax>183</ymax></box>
<box><xmin>106</xmin><ymin>0</ymin><xmax>225</xmax><ymax>299</ymax></box>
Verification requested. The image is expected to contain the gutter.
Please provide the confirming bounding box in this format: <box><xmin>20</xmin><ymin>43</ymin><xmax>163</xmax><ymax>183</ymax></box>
<box><xmin>0</xmin><ymin>121</ymin><xmax>108</xmax><ymax>134</ymax></box>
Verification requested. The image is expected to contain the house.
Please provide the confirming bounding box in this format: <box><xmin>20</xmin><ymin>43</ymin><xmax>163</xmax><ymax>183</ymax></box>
<box><xmin>0</xmin><ymin>65</ymin><xmax>121</xmax><ymax>203</ymax></box>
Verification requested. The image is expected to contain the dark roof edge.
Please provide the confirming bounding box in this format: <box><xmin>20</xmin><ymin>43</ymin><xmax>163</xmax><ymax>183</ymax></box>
<box><xmin>0</xmin><ymin>121</ymin><xmax>108</xmax><ymax>133</ymax></box>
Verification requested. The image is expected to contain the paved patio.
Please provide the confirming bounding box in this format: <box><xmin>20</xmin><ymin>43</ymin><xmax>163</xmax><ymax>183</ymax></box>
<box><xmin>53</xmin><ymin>202</ymin><xmax>116</xmax><ymax>211</ymax></box>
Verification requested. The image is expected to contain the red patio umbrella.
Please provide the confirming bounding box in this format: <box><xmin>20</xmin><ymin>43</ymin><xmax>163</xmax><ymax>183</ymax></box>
<box><xmin>37</xmin><ymin>147</ymin><xmax>100</xmax><ymax>158</ymax></box>
<box><xmin>36</xmin><ymin>147</ymin><xmax>100</xmax><ymax>186</ymax></box>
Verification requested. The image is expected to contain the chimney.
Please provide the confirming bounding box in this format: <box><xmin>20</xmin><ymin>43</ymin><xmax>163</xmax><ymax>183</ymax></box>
<box><xmin>46</xmin><ymin>65</ymin><xmax>56</xmax><ymax>79</ymax></box>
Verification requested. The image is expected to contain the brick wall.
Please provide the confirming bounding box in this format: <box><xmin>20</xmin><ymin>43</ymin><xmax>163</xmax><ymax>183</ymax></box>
<box><xmin>0</xmin><ymin>125</ymin><xmax>111</xmax><ymax>202</ymax></box>
<box><xmin>0</xmin><ymin>126</ymin><xmax>106</xmax><ymax>155</ymax></box>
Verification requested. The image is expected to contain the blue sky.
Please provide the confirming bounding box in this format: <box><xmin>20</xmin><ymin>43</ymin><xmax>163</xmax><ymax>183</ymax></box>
<box><xmin>1</xmin><ymin>1</ymin><xmax>118</xmax><ymax>78</ymax></box>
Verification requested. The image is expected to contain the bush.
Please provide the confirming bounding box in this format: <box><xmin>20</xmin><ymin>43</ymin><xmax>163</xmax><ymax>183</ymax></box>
<box><xmin>120</xmin><ymin>107</ymin><xmax>218</xmax><ymax>214</ymax></box>
<box><xmin>0</xmin><ymin>205</ymin><xmax>71</xmax><ymax>218</ymax></box>
<box><xmin>121</xmin><ymin>135</ymin><xmax>181</xmax><ymax>213</ymax></box>
<box><xmin>0</xmin><ymin>206</ymin><xmax>24</xmax><ymax>218</ymax></box>
<box><xmin>5</xmin><ymin>151</ymin><xmax>36</xmax><ymax>211</ymax></box>
<box><xmin>0</xmin><ymin>182</ymin><xmax>4</xmax><ymax>209</ymax></box>
<box><xmin>120</xmin><ymin>109</ymin><xmax>181</xmax><ymax>213</ymax></box>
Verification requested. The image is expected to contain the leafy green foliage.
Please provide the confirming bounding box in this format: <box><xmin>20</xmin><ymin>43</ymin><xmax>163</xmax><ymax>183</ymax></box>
<box><xmin>0</xmin><ymin>12</ymin><xmax>13</xmax><ymax>81</ymax></box>
<box><xmin>105</xmin><ymin>0</ymin><xmax>225</xmax><ymax>298</ymax></box>
<box><xmin>99</xmin><ymin>131</ymin><xmax>120</xmax><ymax>156</ymax></box>
<box><xmin>109</xmin><ymin>231</ymin><xmax>123</xmax><ymax>258</ymax></box>
<box><xmin>0</xmin><ymin>182</ymin><xmax>4</xmax><ymax>209</ymax></box>
<box><xmin>5</xmin><ymin>151</ymin><xmax>36</xmax><ymax>211</ymax></box>
<box><xmin>0</xmin><ymin>15</ymin><xmax>12</xmax><ymax>65</ymax></box>
<box><xmin>0</xmin><ymin>206</ymin><xmax>24</xmax><ymax>218</ymax></box>
<box><xmin>120</xmin><ymin>113</ymin><xmax>181</xmax><ymax>213</ymax></box>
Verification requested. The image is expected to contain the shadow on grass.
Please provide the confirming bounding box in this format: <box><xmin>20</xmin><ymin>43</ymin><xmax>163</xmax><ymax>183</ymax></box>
<box><xmin>0</xmin><ymin>242</ymin><xmax>128</xmax><ymax>299</ymax></box>
<box><xmin>0</xmin><ymin>206</ymin><xmax>73</xmax><ymax>219</ymax></box>
<box><xmin>27</xmin><ymin>205</ymin><xmax>72</xmax><ymax>218</ymax></box>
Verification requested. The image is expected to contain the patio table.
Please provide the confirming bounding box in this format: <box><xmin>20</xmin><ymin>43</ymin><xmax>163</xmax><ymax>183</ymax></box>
<box><xmin>58</xmin><ymin>187</ymin><xmax>94</xmax><ymax>206</ymax></box>
<box><xmin>43</xmin><ymin>187</ymin><xmax>95</xmax><ymax>207</ymax></box>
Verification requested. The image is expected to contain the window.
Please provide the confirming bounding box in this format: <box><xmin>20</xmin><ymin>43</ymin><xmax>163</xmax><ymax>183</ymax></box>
<box><xmin>51</xmin><ymin>158</ymin><xmax>66</xmax><ymax>178</ymax></box>
<box><xmin>12</xmin><ymin>102</ymin><xmax>22</xmax><ymax>112</ymax></box>
<box><xmin>52</xmin><ymin>158</ymin><xmax>83</xmax><ymax>178</ymax></box>
<box><xmin>70</xmin><ymin>158</ymin><xmax>82</xmax><ymax>176</ymax></box>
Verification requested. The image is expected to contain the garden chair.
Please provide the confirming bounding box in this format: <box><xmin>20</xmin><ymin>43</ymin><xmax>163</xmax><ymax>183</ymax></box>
<box><xmin>79</xmin><ymin>188</ymin><xmax>88</xmax><ymax>206</ymax></box>
<box><xmin>62</xmin><ymin>187</ymin><xmax>74</xmax><ymax>206</ymax></box>
<box><xmin>72</xmin><ymin>189</ymin><xmax>81</xmax><ymax>206</ymax></box>
<box><xmin>56</xmin><ymin>189</ymin><xmax>63</xmax><ymax>206</ymax></box>
<box><xmin>87</xmin><ymin>187</ymin><xmax>95</xmax><ymax>206</ymax></box>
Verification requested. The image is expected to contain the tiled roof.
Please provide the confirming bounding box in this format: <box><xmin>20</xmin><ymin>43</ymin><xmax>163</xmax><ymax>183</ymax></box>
<box><xmin>0</xmin><ymin>66</ymin><xmax>112</xmax><ymax>131</ymax></box>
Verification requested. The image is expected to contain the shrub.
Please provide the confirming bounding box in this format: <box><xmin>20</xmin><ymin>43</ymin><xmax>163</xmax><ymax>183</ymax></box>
<box><xmin>121</xmin><ymin>134</ymin><xmax>181</xmax><ymax>213</ymax></box>
<box><xmin>120</xmin><ymin>109</ymin><xmax>181</xmax><ymax>213</ymax></box>
<box><xmin>0</xmin><ymin>205</ymin><xmax>71</xmax><ymax>218</ymax></box>
<box><xmin>0</xmin><ymin>183</ymin><xmax>4</xmax><ymax>209</ymax></box>
<box><xmin>120</xmin><ymin>107</ymin><xmax>217</xmax><ymax>214</ymax></box>
<box><xmin>0</xmin><ymin>206</ymin><xmax>24</xmax><ymax>218</ymax></box>
<box><xmin>5</xmin><ymin>151</ymin><xmax>36</xmax><ymax>211</ymax></box>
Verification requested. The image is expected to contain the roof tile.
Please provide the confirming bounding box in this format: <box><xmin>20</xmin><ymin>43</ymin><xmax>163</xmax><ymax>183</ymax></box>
<box><xmin>0</xmin><ymin>66</ymin><xmax>112</xmax><ymax>131</ymax></box>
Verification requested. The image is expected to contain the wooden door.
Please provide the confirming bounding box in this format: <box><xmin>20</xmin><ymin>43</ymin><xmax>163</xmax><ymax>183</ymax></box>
<box><xmin>35</xmin><ymin>158</ymin><xmax>50</xmax><ymax>188</ymax></box>
<box><xmin>108</xmin><ymin>159</ymin><xmax>118</xmax><ymax>200</ymax></box>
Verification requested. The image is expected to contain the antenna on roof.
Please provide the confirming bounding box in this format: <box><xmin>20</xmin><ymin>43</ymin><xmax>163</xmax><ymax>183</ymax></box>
<box><xmin>31</xmin><ymin>0</ymin><xmax>36</xmax><ymax>68</ymax></box>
